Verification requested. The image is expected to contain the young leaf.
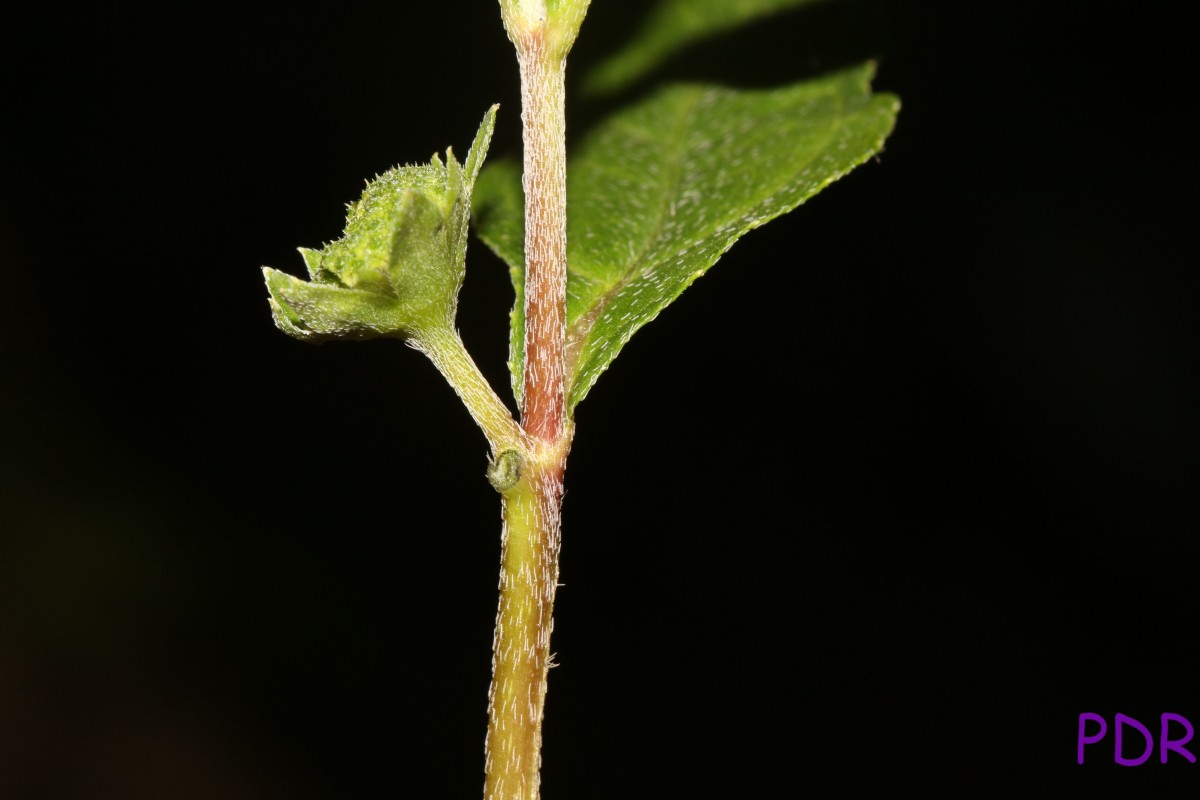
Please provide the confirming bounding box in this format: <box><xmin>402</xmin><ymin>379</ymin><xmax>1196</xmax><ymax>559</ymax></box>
<box><xmin>474</xmin><ymin>64</ymin><xmax>897</xmax><ymax>409</ymax></box>
<box><xmin>584</xmin><ymin>0</ymin><xmax>829</xmax><ymax>94</ymax></box>
<box><xmin>264</xmin><ymin>106</ymin><xmax>497</xmax><ymax>343</ymax></box>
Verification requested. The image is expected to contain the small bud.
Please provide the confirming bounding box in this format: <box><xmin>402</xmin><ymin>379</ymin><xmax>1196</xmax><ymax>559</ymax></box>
<box><xmin>500</xmin><ymin>0</ymin><xmax>590</xmax><ymax>59</ymax></box>
<box><xmin>487</xmin><ymin>449</ymin><xmax>524</xmax><ymax>492</ymax></box>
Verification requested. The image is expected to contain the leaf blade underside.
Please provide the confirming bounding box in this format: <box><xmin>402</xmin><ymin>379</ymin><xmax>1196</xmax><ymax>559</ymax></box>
<box><xmin>474</xmin><ymin>64</ymin><xmax>898</xmax><ymax>411</ymax></box>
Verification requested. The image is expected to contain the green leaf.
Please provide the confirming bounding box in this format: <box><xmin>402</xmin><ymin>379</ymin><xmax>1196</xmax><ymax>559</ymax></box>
<box><xmin>264</xmin><ymin>105</ymin><xmax>497</xmax><ymax>343</ymax></box>
<box><xmin>471</xmin><ymin>158</ymin><xmax>528</xmax><ymax>399</ymax></box>
<box><xmin>474</xmin><ymin>64</ymin><xmax>897</xmax><ymax>409</ymax></box>
<box><xmin>584</xmin><ymin>0</ymin><xmax>828</xmax><ymax>94</ymax></box>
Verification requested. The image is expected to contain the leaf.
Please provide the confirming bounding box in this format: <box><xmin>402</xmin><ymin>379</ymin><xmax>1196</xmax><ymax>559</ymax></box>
<box><xmin>264</xmin><ymin>106</ymin><xmax>497</xmax><ymax>343</ymax></box>
<box><xmin>473</xmin><ymin>64</ymin><xmax>897</xmax><ymax>409</ymax></box>
<box><xmin>584</xmin><ymin>0</ymin><xmax>829</xmax><ymax>95</ymax></box>
<box><xmin>472</xmin><ymin>158</ymin><xmax>528</xmax><ymax>398</ymax></box>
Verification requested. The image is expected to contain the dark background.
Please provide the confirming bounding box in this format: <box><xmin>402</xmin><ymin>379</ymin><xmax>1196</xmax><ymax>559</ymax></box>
<box><xmin>3</xmin><ymin>0</ymin><xmax>1197</xmax><ymax>796</ymax></box>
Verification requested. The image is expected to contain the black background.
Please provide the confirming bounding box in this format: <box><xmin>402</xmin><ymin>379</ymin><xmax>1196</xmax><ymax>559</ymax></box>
<box><xmin>3</xmin><ymin>0</ymin><xmax>1197</xmax><ymax>796</ymax></box>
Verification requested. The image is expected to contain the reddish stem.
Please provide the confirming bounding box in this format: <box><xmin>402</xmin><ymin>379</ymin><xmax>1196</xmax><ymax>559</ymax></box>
<box><xmin>517</xmin><ymin>38</ymin><xmax>568</xmax><ymax>445</ymax></box>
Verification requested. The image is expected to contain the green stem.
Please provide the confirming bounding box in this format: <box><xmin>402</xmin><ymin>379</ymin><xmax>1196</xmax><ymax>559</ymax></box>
<box><xmin>484</xmin><ymin>444</ymin><xmax>567</xmax><ymax>800</ymax></box>
<box><xmin>420</xmin><ymin>325</ymin><xmax>523</xmax><ymax>453</ymax></box>
<box><xmin>486</xmin><ymin>3</ymin><xmax>588</xmax><ymax>797</ymax></box>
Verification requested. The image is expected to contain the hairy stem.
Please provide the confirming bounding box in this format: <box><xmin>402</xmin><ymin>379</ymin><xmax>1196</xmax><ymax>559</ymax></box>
<box><xmin>420</xmin><ymin>325</ymin><xmax>522</xmax><ymax>453</ymax></box>
<box><xmin>484</xmin><ymin>445</ymin><xmax>567</xmax><ymax>800</ymax></box>
<box><xmin>516</xmin><ymin>39</ymin><xmax>568</xmax><ymax>445</ymax></box>
<box><xmin>486</xmin><ymin>3</ymin><xmax>587</xmax><ymax>797</ymax></box>
<box><xmin>483</xmin><ymin>42</ymin><xmax>571</xmax><ymax>793</ymax></box>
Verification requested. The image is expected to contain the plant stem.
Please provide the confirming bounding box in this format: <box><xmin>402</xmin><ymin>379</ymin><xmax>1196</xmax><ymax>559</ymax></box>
<box><xmin>486</xmin><ymin>4</ymin><xmax>583</xmax><ymax>796</ymax></box>
<box><xmin>516</xmin><ymin>35</ymin><xmax>568</xmax><ymax>446</ymax></box>
<box><xmin>484</xmin><ymin>442</ymin><xmax>567</xmax><ymax>800</ymax></box>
